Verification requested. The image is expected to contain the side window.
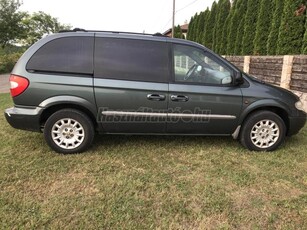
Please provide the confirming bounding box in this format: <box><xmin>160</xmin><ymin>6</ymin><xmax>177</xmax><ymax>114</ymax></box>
<box><xmin>27</xmin><ymin>36</ymin><xmax>94</xmax><ymax>75</ymax></box>
<box><xmin>173</xmin><ymin>44</ymin><xmax>233</xmax><ymax>85</ymax></box>
<box><xmin>95</xmin><ymin>38</ymin><xmax>169</xmax><ymax>83</ymax></box>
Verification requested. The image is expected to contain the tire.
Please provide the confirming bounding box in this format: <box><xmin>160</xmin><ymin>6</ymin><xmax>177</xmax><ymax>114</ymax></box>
<box><xmin>240</xmin><ymin>111</ymin><xmax>286</xmax><ymax>151</ymax></box>
<box><xmin>44</xmin><ymin>109</ymin><xmax>95</xmax><ymax>154</ymax></box>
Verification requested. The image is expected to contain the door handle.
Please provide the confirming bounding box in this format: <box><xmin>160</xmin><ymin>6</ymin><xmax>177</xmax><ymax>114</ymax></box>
<box><xmin>147</xmin><ymin>94</ymin><xmax>166</xmax><ymax>101</ymax></box>
<box><xmin>171</xmin><ymin>95</ymin><xmax>189</xmax><ymax>102</ymax></box>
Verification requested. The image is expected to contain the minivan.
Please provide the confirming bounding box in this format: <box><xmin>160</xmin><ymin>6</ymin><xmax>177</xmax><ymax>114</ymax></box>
<box><xmin>5</xmin><ymin>29</ymin><xmax>306</xmax><ymax>153</ymax></box>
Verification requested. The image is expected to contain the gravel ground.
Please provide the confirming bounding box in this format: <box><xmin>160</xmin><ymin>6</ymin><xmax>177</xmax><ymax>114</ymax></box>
<box><xmin>0</xmin><ymin>74</ymin><xmax>9</xmax><ymax>93</ymax></box>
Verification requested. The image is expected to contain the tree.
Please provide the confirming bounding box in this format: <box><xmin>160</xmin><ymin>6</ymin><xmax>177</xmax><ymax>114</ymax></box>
<box><xmin>267</xmin><ymin>0</ymin><xmax>284</xmax><ymax>55</ymax></box>
<box><xmin>189</xmin><ymin>13</ymin><xmax>199</xmax><ymax>42</ymax></box>
<box><xmin>253</xmin><ymin>0</ymin><xmax>274</xmax><ymax>55</ymax></box>
<box><xmin>201</xmin><ymin>8</ymin><xmax>210</xmax><ymax>46</ymax></box>
<box><xmin>20</xmin><ymin>11</ymin><xmax>71</xmax><ymax>46</ymax></box>
<box><xmin>234</xmin><ymin>0</ymin><xmax>248</xmax><ymax>55</ymax></box>
<box><xmin>277</xmin><ymin>0</ymin><xmax>306</xmax><ymax>54</ymax></box>
<box><xmin>226</xmin><ymin>0</ymin><xmax>243</xmax><ymax>55</ymax></box>
<box><xmin>204</xmin><ymin>2</ymin><xmax>217</xmax><ymax>49</ymax></box>
<box><xmin>187</xmin><ymin>16</ymin><xmax>195</xmax><ymax>40</ymax></box>
<box><xmin>196</xmin><ymin>11</ymin><xmax>206</xmax><ymax>44</ymax></box>
<box><xmin>0</xmin><ymin>0</ymin><xmax>25</xmax><ymax>47</ymax></box>
<box><xmin>220</xmin><ymin>7</ymin><xmax>233</xmax><ymax>55</ymax></box>
<box><xmin>214</xmin><ymin>0</ymin><xmax>231</xmax><ymax>54</ymax></box>
<box><xmin>241</xmin><ymin>0</ymin><xmax>260</xmax><ymax>55</ymax></box>
<box><xmin>174</xmin><ymin>25</ymin><xmax>184</xmax><ymax>39</ymax></box>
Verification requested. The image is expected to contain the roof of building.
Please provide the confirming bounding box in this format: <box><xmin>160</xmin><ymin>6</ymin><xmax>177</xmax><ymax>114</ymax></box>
<box><xmin>162</xmin><ymin>24</ymin><xmax>189</xmax><ymax>36</ymax></box>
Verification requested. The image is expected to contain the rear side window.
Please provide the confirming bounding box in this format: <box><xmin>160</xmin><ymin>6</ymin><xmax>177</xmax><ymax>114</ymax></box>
<box><xmin>94</xmin><ymin>38</ymin><xmax>169</xmax><ymax>82</ymax></box>
<box><xmin>27</xmin><ymin>36</ymin><xmax>94</xmax><ymax>75</ymax></box>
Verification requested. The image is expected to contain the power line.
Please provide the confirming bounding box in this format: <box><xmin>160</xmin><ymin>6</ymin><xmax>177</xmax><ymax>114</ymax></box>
<box><xmin>161</xmin><ymin>0</ymin><xmax>199</xmax><ymax>32</ymax></box>
<box><xmin>176</xmin><ymin>0</ymin><xmax>199</xmax><ymax>14</ymax></box>
<box><xmin>162</xmin><ymin>18</ymin><xmax>173</xmax><ymax>32</ymax></box>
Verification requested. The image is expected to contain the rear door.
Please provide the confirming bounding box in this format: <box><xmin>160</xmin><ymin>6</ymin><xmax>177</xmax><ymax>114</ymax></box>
<box><xmin>94</xmin><ymin>36</ymin><xmax>169</xmax><ymax>133</ymax></box>
<box><xmin>167</xmin><ymin>43</ymin><xmax>243</xmax><ymax>134</ymax></box>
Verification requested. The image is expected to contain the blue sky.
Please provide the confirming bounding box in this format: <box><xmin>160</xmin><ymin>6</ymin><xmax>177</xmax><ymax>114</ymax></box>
<box><xmin>20</xmin><ymin>0</ymin><xmax>215</xmax><ymax>33</ymax></box>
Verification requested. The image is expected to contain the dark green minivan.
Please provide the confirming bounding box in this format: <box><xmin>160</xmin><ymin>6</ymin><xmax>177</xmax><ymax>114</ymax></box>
<box><xmin>4</xmin><ymin>29</ymin><xmax>306</xmax><ymax>153</ymax></box>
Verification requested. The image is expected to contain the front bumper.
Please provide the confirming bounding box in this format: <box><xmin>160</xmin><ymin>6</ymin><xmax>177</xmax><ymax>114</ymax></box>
<box><xmin>287</xmin><ymin>111</ymin><xmax>306</xmax><ymax>136</ymax></box>
<box><xmin>4</xmin><ymin>106</ymin><xmax>43</xmax><ymax>132</ymax></box>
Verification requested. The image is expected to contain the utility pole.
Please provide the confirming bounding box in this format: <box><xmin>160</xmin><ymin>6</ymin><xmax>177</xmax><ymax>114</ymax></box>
<box><xmin>172</xmin><ymin>0</ymin><xmax>175</xmax><ymax>38</ymax></box>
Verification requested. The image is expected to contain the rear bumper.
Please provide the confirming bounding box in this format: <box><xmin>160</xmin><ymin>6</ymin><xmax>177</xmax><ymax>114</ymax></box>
<box><xmin>4</xmin><ymin>106</ymin><xmax>43</xmax><ymax>132</ymax></box>
<box><xmin>287</xmin><ymin>112</ymin><xmax>306</xmax><ymax>136</ymax></box>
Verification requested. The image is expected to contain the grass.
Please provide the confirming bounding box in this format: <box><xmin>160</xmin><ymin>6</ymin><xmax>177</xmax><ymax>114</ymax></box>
<box><xmin>0</xmin><ymin>93</ymin><xmax>307</xmax><ymax>229</ymax></box>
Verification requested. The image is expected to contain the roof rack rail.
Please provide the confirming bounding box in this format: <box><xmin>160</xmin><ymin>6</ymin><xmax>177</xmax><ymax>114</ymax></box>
<box><xmin>59</xmin><ymin>28</ymin><xmax>167</xmax><ymax>37</ymax></box>
<box><xmin>59</xmin><ymin>28</ymin><xmax>87</xmax><ymax>33</ymax></box>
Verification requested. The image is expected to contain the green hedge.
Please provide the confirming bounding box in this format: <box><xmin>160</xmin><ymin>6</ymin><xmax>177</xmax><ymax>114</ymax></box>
<box><xmin>0</xmin><ymin>52</ymin><xmax>22</xmax><ymax>74</ymax></box>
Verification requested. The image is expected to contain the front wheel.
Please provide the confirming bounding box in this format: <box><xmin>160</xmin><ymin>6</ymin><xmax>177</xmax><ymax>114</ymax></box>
<box><xmin>44</xmin><ymin>109</ymin><xmax>95</xmax><ymax>154</ymax></box>
<box><xmin>240</xmin><ymin>111</ymin><xmax>286</xmax><ymax>151</ymax></box>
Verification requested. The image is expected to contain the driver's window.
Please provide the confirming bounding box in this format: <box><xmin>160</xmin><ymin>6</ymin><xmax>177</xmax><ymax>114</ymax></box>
<box><xmin>173</xmin><ymin>44</ymin><xmax>232</xmax><ymax>85</ymax></box>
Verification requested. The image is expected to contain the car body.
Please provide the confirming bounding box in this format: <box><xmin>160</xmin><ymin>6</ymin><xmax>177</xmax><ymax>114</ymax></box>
<box><xmin>4</xmin><ymin>29</ymin><xmax>306</xmax><ymax>153</ymax></box>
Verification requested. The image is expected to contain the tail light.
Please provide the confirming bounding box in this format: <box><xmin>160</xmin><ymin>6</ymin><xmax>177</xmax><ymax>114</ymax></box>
<box><xmin>9</xmin><ymin>75</ymin><xmax>29</xmax><ymax>97</ymax></box>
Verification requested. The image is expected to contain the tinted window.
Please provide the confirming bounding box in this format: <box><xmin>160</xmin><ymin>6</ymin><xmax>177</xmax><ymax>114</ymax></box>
<box><xmin>173</xmin><ymin>44</ymin><xmax>232</xmax><ymax>85</ymax></box>
<box><xmin>27</xmin><ymin>37</ymin><xmax>94</xmax><ymax>75</ymax></box>
<box><xmin>95</xmin><ymin>38</ymin><xmax>168</xmax><ymax>82</ymax></box>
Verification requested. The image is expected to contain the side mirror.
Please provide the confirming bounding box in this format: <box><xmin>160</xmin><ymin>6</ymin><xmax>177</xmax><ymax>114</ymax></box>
<box><xmin>234</xmin><ymin>71</ymin><xmax>244</xmax><ymax>85</ymax></box>
<box><xmin>222</xmin><ymin>76</ymin><xmax>232</xmax><ymax>85</ymax></box>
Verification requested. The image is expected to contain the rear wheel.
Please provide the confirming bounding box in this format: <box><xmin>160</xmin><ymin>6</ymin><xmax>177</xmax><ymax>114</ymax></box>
<box><xmin>44</xmin><ymin>109</ymin><xmax>94</xmax><ymax>154</ymax></box>
<box><xmin>240</xmin><ymin>111</ymin><xmax>286</xmax><ymax>151</ymax></box>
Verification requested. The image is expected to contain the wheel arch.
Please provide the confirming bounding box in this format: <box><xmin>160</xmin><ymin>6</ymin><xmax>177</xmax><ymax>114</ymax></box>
<box><xmin>39</xmin><ymin>96</ymin><xmax>98</xmax><ymax>130</ymax></box>
<box><xmin>239</xmin><ymin>104</ymin><xmax>290</xmax><ymax>136</ymax></box>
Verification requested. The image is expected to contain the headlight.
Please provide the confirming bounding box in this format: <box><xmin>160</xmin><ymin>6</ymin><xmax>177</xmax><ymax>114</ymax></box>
<box><xmin>295</xmin><ymin>100</ymin><xmax>305</xmax><ymax>111</ymax></box>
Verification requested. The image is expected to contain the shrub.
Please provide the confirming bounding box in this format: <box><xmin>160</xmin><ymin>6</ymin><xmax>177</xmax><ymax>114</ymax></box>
<box><xmin>0</xmin><ymin>52</ymin><xmax>22</xmax><ymax>74</ymax></box>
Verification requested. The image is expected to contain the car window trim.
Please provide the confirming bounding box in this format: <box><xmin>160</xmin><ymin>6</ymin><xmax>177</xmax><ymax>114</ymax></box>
<box><xmin>26</xmin><ymin>69</ymin><xmax>94</xmax><ymax>77</ymax></box>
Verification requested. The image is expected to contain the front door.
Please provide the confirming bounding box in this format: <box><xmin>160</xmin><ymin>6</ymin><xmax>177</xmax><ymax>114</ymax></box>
<box><xmin>167</xmin><ymin>44</ymin><xmax>243</xmax><ymax>134</ymax></box>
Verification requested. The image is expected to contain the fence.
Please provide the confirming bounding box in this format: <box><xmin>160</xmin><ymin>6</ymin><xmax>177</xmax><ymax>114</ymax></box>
<box><xmin>224</xmin><ymin>55</ymin><xmax>307</xmax><ymax>112</ymax></box>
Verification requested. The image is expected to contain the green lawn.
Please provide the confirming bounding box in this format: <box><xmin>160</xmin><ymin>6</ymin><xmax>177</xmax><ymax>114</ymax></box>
<box><xmin>0</xmin><ymin>93</ymin><xmax>306</xmax><ymax>229</ymax></box>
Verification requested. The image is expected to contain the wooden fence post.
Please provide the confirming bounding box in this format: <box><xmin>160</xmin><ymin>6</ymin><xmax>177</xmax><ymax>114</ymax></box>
<box><xmin>280</xmin><ymin>55</ymin><xmax>294</xmax><ymax>89</ymax></box>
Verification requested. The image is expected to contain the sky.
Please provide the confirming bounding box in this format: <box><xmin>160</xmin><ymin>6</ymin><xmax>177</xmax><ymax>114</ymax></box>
<box><xmin>19</xmin><ymin>0</ymin><xmax>215</xmax><ymax>34</ymax></box>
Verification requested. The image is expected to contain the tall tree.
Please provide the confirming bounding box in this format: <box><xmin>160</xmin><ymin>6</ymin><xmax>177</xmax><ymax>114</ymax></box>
<box><xmin>204</xmin><ymin>2</ymin><xmax>217</xmax><ymax>49</ymax></box>
<box><xmin>253</xmin><ymin>0</ymin><xmax>274</xmax><ymax>55</ymax></box>
<box><xmin>267</xmin><ymin>0</ymin><xmax>284</xmax><ymax>55</ymax></box>
<box><xmin>201</xmin><ymin>8</ymin><xmax>210</xmax><ymax>46</ymax></box>
<box><xmin>241</xmin><ymin>0</ymin><xmax>260</xmax><ymax>55</ymax></box>
<box><xmin>0</xmin><ymin>0</ymin><xmax>25</xmax><ymax>47</ymax></box>
<box><xmin>187</xmin><ymin>13</ymin><xmax>198</xmax><ymax>42</ymax></box>
<box><xmin>220</xmin><ymin>6</ymin><xmax>233</xmax><ymax>55</ymax></box>
<box><xmin>214</xmin><ymin>0</ymin><xmax>231</xmax><ymax>54</ymax></box>
<box><xmin>234</xmin><ymin>0</ymin><xmax>248</xmax><ymax>55</ymax></box>
<box><xmin>197</xmin><ymin>11</ymin><xmax>206</xmax><ymax>44</ymax></box>
<box><xmin>226</xmin><ymin>0</ymin><xmax>243</xmax><ymax>55</ymax></box>
<box><xmin>192</xmin><ymin>13</ymin><xmax>200</xmax><ymax>42</ymax></box>
<box><xmin>186</xmin><ymin>16</ymin><xmax>194</xmax><ymax>40</ymax></box>
<box><xmin>212</xmin><ymin>1</ymin><xmax>220</xmax><ymax>52</ymax></box>
<box><xmin>277</xmin><ymin>0</ymin><xmax>306</xmax><ymax>54</ymax></box>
